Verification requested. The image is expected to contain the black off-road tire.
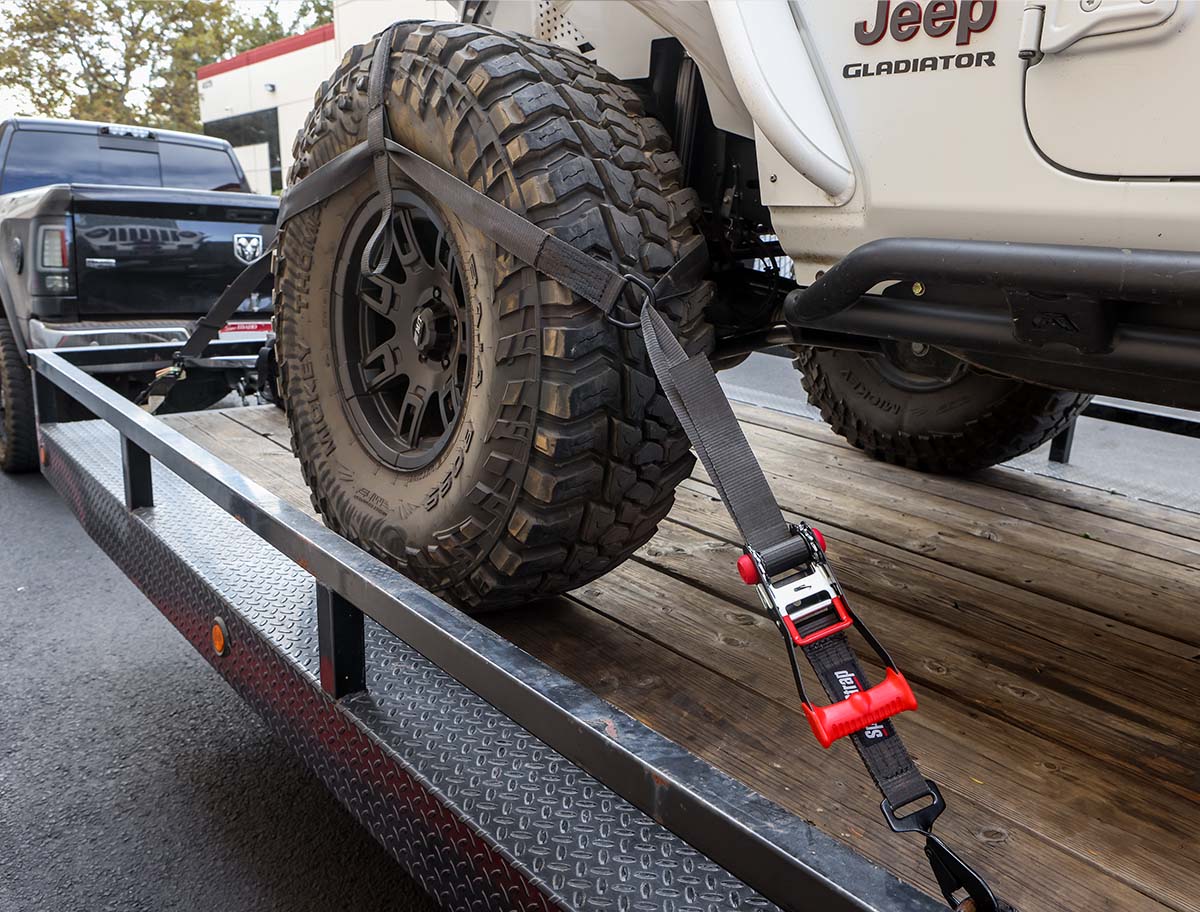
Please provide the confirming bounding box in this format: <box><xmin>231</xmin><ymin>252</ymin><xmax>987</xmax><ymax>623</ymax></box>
<box><xmin>0</xmin><ymin>317</ymin><xmax>37</xmax><ymax>473</ymax></box>
<box><xmin>275</xmin><ymin>22</ymin><xmax>713</xmax><ymax>610</ymax></box>
<box><xmin>794</xmin><ymin>347</ymin><xmax>1090</xmax><ymax>474</ymax></box>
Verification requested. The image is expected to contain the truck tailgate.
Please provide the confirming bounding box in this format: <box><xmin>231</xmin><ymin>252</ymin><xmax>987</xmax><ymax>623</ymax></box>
<box><xmin>71</xmin><ymin>187</ymin><xmax>277</xmax><ymax>318</ymax></box>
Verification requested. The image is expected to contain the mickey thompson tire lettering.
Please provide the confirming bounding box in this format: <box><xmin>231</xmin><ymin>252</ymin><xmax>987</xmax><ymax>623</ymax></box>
<box><xmin>794</xmin><ymin>347</ymin><xmax>1090</xmax><ymax>474</ymax></box>
<box><xmin>274</xmin><ymin>22</ymin><xmax>713</xmax><ymax>610</ymax></box>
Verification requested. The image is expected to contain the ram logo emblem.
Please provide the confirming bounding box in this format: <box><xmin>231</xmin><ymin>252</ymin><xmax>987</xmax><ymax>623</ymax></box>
<box><xmin>233</xmin><ymin>233</ymin><xmax>264</xmax><ymax>265</ymax></box>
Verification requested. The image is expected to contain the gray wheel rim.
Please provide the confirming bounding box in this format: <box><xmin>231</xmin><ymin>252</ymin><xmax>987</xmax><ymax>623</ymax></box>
<box><xmin>869</xmin><ymin>341</ymin><xmax>969</xmax><ymax>393</ymax></box>
<box><xmin>331</xmin><ymin>191</ymin><xmax>472</xmax><ymax>471</ymax></box>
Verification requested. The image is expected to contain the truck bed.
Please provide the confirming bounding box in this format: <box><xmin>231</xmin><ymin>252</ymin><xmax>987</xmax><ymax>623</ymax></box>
<box><xmin>163</xmin><ymin>403</ymin><xmax>1200</xmax><ymax>912</ymax></box>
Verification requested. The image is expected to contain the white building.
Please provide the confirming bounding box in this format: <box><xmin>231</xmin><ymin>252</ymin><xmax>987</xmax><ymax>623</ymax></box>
<box><xmin>197</xmin><ymin>1</ymin><xmax>455</xmax><ymax>193</ymax></box>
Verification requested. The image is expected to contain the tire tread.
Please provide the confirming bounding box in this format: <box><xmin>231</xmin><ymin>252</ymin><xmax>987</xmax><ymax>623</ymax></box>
<box><xmin>276</xmin><ymin>21</ymin><xmax>712</xmax><ymax>608</ymax></box>
<box><xmin>0</xmin><ymin>318</ymin><xmax>37</xmax><ymax>474</ymax></box>
<box><xmin>794</xmin><ymin>347</ymin><xmax>1091</xmax><ymax>474</ymax></box>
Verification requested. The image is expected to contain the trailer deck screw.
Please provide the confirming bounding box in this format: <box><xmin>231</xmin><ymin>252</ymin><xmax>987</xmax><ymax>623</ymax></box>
<box><xmin>912</xmin><ymin>281</ymin><xmax>926</xmax><ymax>296</ymax></box>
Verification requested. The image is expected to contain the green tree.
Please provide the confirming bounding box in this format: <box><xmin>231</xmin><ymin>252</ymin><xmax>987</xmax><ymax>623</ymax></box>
<box><xmin>0</xmin><ymin>0</ymin><xmax>332</xmax><ymax>133</ymax></box>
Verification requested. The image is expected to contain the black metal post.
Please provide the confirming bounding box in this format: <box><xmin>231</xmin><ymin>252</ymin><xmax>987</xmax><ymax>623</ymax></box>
<box><xmin>33</xmin><ymin>371</ymin><xmax>71</xmax><ymax>425</ymax></box>
<box><xmin>316</xmin><ymin>583</ymin><xmax>365</xmax><ymax>698</ymax></box>
<box><xmin>1049</xmin><ymin>419</ymin><xmax>1076</xmax><ymax>464</ymax></box>
<box><xmin>121</xmin><ymin>435</ymin><xmax>154</xmax><ymax>510</ymax></box>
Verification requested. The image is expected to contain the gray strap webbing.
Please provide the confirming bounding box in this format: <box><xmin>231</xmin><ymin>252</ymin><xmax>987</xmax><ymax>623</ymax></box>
<box><xmin>640</xmin><ymin>299</ymin><xmax>929</xmax><ymax>810</ymax></box>
<box><xmin>276</xmin><ymin>143</ymin><xmax>371</xmax><ymax>224</ymax></box>
<box><xmin>178</xmin><ymin>110</ymin><xmax>630</xmax><ymax>367</ymax></box>
<box><xmin>178</xmin><ymin>249</ymin><xmax>274</xmax><ymax>361</ymax></box>
<box><xmin>361</xmin><ymin>25</ymin><xmax>399</xmax><ymax>277</ymax></box>
<box><xmin>640</xmin><ymin>305</ymin><xmax>790</xmax><ymax>549</ymax></box>
<box><xmin>382</xmin><ymin>140</ymin><xmax>628</xmax><ymax>314</ymax></box>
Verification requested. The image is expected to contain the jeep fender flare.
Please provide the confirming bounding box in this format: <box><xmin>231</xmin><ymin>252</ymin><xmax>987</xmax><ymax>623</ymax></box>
<box><xmin>706</xmin><ymin>0</ymin><xmax>854</xmax><ymax>201</ymax></box>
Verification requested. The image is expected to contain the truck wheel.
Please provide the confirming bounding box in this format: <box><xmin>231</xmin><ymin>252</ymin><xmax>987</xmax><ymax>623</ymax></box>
<box><xmin>0</xmin><ymin>317</ymin><xmax>37</xmax><ymax>473</ymax></box>
<box><xmin>275</xmin><ymin>22</ymin><xmax>713</xmax><ymax>610</ymax></box>
<box><xmin>794</xmin><ymin>345</ymin><xmax>1089</xmax><ymax>474</ymax></box>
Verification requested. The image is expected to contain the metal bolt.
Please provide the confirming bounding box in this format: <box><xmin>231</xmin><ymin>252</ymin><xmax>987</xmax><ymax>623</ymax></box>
<box><xmin>912</xmin><ymin>281</ymin><xmax>926</xmax><ymax>296</ymax></box>
<box><xmin>911</xmin><ymin>342</ymin><xmax>931</xmax><ymax>358</ymax></box>
<box><xmin>769</xmin><ymin>174</ymin><xmax>778</xmax><ymax>183</ymax></box>
<box><xmin>1080</xmin><ymin>0</ymin><xmax>1100</xmax><ymax>10</ymax></box>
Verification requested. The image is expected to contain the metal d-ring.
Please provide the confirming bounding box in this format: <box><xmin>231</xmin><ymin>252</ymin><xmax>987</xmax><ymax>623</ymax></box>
<box><xmin>604</xmin><ymin>273</ymin><xmax>656</xmax><ymax>330</ymax></box>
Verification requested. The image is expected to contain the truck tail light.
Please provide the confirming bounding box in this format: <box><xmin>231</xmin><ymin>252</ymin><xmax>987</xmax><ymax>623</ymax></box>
<box><xmin>34</xmin><ymin>222</ymin><xmax>74</xmax><ymax>295</ymax></box>
<box><xmin>39</xmin><ymin>226</ymin><xmax>69</xmax><ymax>270</ymax></box>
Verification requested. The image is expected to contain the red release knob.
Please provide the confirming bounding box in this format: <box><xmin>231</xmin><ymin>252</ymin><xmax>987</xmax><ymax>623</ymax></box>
<box><xmin>737</xmin><ymin>554</ymin><xmax>760</xmax><ymax>585</ymax></box>
<box><xmin>812</xmin><ymin>526</ymin><xmax>827</xmax><ymax>552</ymax></box>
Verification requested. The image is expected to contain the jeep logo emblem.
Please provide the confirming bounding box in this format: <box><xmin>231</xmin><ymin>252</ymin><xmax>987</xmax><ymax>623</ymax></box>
<box><xmin>855</xmin><ymin>0</ymin><xmax>996</xmax><ymax>46</ymax></box>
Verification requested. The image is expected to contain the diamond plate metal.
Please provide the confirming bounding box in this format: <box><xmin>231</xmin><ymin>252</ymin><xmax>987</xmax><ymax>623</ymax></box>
<box><xmin>41</xmin><ymin>419</ymin><xmax>779</xmax><ymax>912</ymax></box>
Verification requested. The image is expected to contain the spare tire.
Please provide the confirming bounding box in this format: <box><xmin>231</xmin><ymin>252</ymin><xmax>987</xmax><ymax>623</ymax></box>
<box><xmin>275</xmin><ymin>22</ymin><xmax>713</xmax><ymax>610</ymax></box>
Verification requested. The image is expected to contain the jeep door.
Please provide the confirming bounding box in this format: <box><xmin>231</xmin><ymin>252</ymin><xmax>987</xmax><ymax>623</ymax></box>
<box><xmin>1022</xmin><ymin>0</ymin><xmax>1200</xmax><ymax>177</ymax></box>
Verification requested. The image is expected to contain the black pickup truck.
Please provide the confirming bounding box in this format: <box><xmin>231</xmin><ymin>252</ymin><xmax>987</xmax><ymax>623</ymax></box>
<box><xmin>0</xmin><ymin>117</ymin><xmax>278</xmax><ymax>472</ymax></box>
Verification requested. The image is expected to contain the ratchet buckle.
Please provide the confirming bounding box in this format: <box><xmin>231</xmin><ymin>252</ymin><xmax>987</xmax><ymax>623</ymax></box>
<box><xmin>737</xmin><ymin>523</ymin><xmax>918</xmax><ymax>748</ymax></box>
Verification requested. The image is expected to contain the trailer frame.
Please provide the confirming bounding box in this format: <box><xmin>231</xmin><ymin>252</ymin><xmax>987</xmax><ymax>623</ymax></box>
<box><xmin>28</xmin><ymin>340</ymin><xmax>940</xmax><ymax>912</ymax></box>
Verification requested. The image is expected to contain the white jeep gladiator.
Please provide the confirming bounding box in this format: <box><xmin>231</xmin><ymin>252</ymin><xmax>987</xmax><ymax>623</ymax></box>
<box><xmin>273</xmin><ymin>0</ymin><xmax>1198</xmax><ymax>609</ymax></box>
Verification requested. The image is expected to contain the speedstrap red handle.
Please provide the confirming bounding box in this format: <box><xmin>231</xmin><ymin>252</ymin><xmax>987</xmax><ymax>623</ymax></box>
<box><xmin>802</xmin><ymin>668</ymin><xmax>917</xmax><ymax>749</ymax></box>
<box><xmin>735</xmin><ymin>525</ymin><xmax>1003</xmax><ymax>911</ymax></box>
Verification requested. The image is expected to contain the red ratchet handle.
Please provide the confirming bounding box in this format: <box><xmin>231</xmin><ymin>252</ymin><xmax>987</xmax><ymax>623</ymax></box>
<box><xmin>802</xmin><ymin>669</ymin><xmax>918</xmax><ymax>749</ymax></box>
<box><xmin>780</xmin><ymin>595</ymin><xmax>853</xmax><ymax>647</ymax></box>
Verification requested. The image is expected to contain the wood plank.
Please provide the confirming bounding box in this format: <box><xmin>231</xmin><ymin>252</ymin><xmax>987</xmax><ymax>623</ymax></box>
<box><xmin>632</xmin><ymin>519</ymin><xmax>1199</xmax><ymax>795</ymax></box>
<box><xmin>162</xmin><ymin>411</ymin><xmax>316</xmax><ymax>518</ymax></box>
<box><xmin>699</xmin><ymin>426</ymin><xmax>1200</xmax><ymax>647</ymax></box>
<box><xmin>734</xmin><ymin>407</ymin><xmax>1200</xmax><ymax>572</ymax></box>
<box><xmin>175</xmin><ymin>406</ymin><xmax>1199</xmax><ymax>664</ymax></box>
<box><xmin>739</xmin><ymin>416</ymin><xmax>1200</xmax><ymax>610</ymax></box>
<box><xmin>163</xmin><ymin>404</ymin><xmax>1199</xmax><ymax>909</ymax></box>
<box><xmin>166</xmin><ymin>407</ymin><xmax>1200</xmax><ymax>779</ymax></box>
<box><xmin>488</xmin><ymin>601</ymin><xmax>1175</xmax><ymax>912</ymax></box>
<box><xmin>731</xmin><ymin>400</ymin><xmax>1200</xmax><ymax>545</ymax></box>
<box><xmin>572</xmin><ymin>552</ymin><xmax>1200</xmax><ymax>911</ymax></box>
<box><xmin>220</xmin><ymin>405</ymin><xmax>294</xmax><ymax>449</ymax></box>
<box><xmin>670</xmin><ymin>481</ymin><xmax>1200</xmax><ymax>698</ymax></box>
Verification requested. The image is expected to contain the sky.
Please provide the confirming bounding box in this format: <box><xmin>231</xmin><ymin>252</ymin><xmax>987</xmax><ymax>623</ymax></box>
<box><xmin>0</xmin><ymin>89</ymin><xmax>19</xmax><ymax>122</ymax></box>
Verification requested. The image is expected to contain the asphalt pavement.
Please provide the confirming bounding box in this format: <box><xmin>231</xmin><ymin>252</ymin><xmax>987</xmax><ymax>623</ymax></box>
<box><xmin>0</xmin><ymin>469</ymin><xmax>437</xmax><ymax>912</ymax></box>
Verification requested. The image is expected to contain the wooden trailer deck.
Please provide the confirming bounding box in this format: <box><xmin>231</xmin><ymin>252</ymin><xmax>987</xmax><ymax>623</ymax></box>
<box><xmin>163</xmin><ymin>402</ymin><xmax>1200</xmax><ymax>912</ymax></box>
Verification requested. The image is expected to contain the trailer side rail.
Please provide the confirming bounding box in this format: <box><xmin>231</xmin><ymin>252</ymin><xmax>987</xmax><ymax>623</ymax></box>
<box><xmin>29</xmin><ymin>341</ymin><xmax>938</xmax><ymax>912</ymax></box>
